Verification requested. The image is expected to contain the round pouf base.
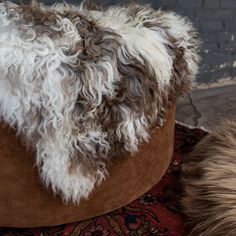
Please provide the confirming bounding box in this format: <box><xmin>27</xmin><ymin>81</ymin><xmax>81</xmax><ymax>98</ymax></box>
<box><xmin>0</xmin><ymin>106</ymin><xmax>176</xmax><ymax>227</ymax></box>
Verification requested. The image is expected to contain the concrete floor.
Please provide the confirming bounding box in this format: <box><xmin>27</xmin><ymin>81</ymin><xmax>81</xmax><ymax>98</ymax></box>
<box><xmin>176</xmin><ymin>83</ymin><xmax>236</xmax><ymax>131</ymax></box>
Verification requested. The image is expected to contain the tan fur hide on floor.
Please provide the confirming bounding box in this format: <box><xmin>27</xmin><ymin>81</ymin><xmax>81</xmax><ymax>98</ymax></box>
<box><xmin>181</xmin><ymin>121</ymin><xmax>236</xmax><ymax>236</ymax></box>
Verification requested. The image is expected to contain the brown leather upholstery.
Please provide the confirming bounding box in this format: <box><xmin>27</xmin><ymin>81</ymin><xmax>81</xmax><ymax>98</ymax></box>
<box><xmin>0</xmin><ymin>106</ymin><xmax>176</xmax><ymax>228</ymax></box>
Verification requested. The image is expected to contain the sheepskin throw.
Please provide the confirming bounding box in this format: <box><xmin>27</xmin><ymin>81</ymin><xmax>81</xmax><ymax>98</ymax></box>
<box><xmin>181</xmin><ymin>121</ymin><xmax>236</xmax><ymax>236</ymax></box>
<box><xmin>0</xmin><ymin>1</ymin><xmax>199</xmax><ymax>203</ymax></box>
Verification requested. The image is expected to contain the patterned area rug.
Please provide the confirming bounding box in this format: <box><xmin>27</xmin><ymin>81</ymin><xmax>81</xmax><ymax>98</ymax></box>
<box><xmin>0</xmin><ymin>123</ymin><xmax>208</xmax><ymax>236</ymax></box>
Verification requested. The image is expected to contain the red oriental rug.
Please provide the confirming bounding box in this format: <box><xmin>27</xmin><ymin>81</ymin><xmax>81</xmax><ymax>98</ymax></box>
<box><xmin>0</xmin><ymin>123</ymin><xmax>208</xmax><ymax>236</ymax></box>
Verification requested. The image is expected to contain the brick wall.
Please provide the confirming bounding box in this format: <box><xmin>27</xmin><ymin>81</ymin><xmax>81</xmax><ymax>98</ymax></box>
<box><xmin>154</xmin><ymin>0</ymin><xmax>236</xmax><ymax>84</ymax></box>
<box><xmin>18</xmin><ymin>0</ymin><xmax>236</xmax><ymax>84</ymax></box>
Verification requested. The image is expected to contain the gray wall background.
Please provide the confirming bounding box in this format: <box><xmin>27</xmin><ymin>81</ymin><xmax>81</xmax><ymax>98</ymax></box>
<box><xmin>18</xmin><ymin>0</ymin><xmax>236</xmax><ymax>84</ymax></box>
<box><xmin>155</xmin><ymin>0</ymin><xmax>236</xmax><ymax>84</ymax></box>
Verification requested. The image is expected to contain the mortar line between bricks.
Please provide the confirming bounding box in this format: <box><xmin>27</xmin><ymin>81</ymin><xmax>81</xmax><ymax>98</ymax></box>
<box><xmin>188</xmin><ymin>94</ymin><xmax>202</xmax><ymax>127</ymax></box>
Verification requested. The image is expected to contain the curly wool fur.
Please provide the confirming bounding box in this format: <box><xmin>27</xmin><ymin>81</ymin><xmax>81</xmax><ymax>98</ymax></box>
<box><xmin>181</xmin><ymin>121</ymin><xmax>236</xmax><ymax>236</ymax></box>
<box><xmin>0</xmin><ymin>1</ymin><xmax>199</xmax><ymax>203</ymax></box>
